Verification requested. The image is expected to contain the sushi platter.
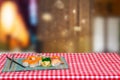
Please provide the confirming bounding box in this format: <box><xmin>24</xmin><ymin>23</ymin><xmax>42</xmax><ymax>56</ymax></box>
<box><xmin>2</xmin><ymin>55</ymin><xmax>68</xmax><ymax>72</ymax></box>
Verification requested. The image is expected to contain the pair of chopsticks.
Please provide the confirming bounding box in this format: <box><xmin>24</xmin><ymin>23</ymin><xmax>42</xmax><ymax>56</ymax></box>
<box><xmin>6</xmin><ymin>55</ymin><xmax>26</xmax><ymax>69</ymax></box>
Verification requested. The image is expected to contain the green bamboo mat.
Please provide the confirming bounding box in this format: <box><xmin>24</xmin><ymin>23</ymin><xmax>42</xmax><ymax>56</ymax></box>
<box><xmin>2</xmin><ymin>57</ymin><xmax>68</xmax><ymax>72</ymax></box>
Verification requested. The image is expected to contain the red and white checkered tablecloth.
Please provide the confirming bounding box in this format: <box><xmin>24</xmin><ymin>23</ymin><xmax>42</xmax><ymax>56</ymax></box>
<box><xmin>0</xmin><ymin>53</ymin><xmax>120</xmax><ymax>80</ymax></box>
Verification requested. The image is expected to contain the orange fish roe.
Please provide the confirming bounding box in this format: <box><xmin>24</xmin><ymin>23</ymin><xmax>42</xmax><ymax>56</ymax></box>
<box><xmin>51</xmin><ymin>56</ymin><xmax>60</xmax><ymax>59</ymax></box>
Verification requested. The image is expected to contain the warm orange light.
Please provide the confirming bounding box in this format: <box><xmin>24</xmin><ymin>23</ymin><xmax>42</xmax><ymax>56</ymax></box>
<box><xmin>1</xmin><ymin>1</ymin><xmax>17</xmax><ymax>33</ymax></box>
<box><xmin>0</xmin><ymin>1</ymin><xmax>29</xmax><ymax>49</ymax></box>
<box><xmin>12</xmin><ymin>15</ymin><xmax>29</xmax><ymax>48</ymax></box>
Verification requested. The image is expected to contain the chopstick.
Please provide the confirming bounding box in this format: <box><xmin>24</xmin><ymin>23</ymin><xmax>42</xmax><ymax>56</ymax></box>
<box><xmin>6</xmin><ymin>56</ymin><xmax>26</xmax><ymax>68</ymax></box>
<box><xmin>9</xmin><ymin>54</ymin><xmax>14</xmax><ymax>69</ymax></box>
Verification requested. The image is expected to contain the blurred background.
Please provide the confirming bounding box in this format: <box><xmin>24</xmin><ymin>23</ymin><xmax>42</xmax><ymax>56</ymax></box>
<box><xmin>0</xmin><ymin>0</ymin><xmax>120</xmax><ymax>53</ymax></box>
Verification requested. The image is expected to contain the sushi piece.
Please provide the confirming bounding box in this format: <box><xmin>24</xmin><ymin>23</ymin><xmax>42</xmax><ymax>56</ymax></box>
<box><xmin>22</xmin><ymin>56</ymin><xmax>42</xmax><ymax>67</ymax></box>
<box><xmin>51</xmin><ymin>56</ymin><xmax>62</xmax><ymax>66</ymax></box>
<box><xmin>51</xmin><ymin>59</ymin><xmax>61</xmax><ymax>66</ymax></box>
<box><xmin>41</xmin><ymin>57</ymin><xmax>51</xmax><ymax>67</ymax></box>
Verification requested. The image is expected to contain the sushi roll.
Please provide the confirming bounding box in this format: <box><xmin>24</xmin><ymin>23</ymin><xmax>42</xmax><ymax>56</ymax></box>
<box><xmin>41</xmin><ymin>57</ymin><xmax>51</xmax><ymax>67</ymax></box>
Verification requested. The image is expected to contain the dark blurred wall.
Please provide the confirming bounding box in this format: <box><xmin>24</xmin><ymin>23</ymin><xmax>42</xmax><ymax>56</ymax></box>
<box><xmin>15</xmin><ymin>0</ymin><xmax>30</xmax><ymax>30</ymax></box>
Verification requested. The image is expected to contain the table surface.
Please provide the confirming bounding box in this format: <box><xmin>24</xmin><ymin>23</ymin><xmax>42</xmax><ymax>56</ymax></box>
<box><xmin>0</xmin><ymin>53</ymin><xmax>120</xmax><ymax>80</ymax></box>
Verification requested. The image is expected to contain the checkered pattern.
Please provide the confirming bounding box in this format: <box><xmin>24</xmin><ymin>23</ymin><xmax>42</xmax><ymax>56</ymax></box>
<box><xmin>0</xmin><ymin>53</ymin><xmax>120</xmax><ymax>80</ymax></box>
